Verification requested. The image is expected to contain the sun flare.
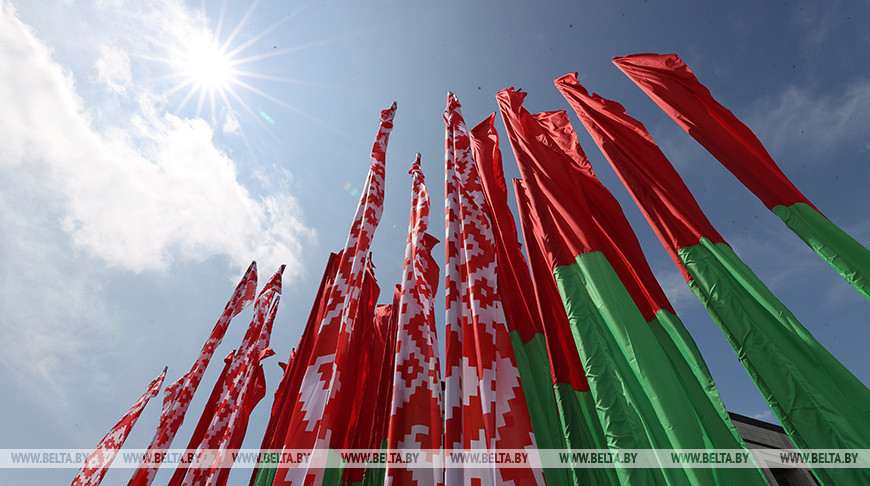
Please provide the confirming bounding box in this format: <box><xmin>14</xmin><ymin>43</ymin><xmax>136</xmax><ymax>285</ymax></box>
<box><xmin>182</xmin><ymin>32</ymin><xmax>235</xmax><ymax>92</ymax></box>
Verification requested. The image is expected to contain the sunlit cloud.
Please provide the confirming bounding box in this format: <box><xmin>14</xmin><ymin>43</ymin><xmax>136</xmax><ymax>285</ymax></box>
<box><xmin>0</xmin><ymin>2</ymin><xmax>315</xmax><ymax>276</ymax></box>
<box><xmin>746</xmin><ymin>81</ymin><xmax>870</xmax><ymax>160</ymax></box>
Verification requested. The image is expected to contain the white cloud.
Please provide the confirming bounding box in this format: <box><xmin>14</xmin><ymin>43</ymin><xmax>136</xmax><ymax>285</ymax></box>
<box><xmin>0</xmin><ymin>2</ymin><xmax>314</xmax><ymax>276</ymax></box>
<box><xmin>747</xmin><ymin>81</ymin><xmax>870</xmax><ymax>160</ymax></box>
<box><xmin>94</xmin><ymin>44</ymin><xmax>132</xmax><ymax>93</ymax></box>
<box><xmin>751</xmin><ymin>409</ymin><xmax>777</xmax><ymax>424</ymax></box>
<box><xmin>222</xmin><ymin>111</ymin><xmax>241</xmax><ymax>134</ymax></box>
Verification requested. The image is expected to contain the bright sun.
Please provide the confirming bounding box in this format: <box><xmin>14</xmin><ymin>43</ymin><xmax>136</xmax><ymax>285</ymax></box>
<box><xmin>162</xmin><ymin>3</ymin><xmax>325</xmax><ymax>135</ymax></box>
<box><xmin>182</xmin><ymin>32</ymin><xmax>235</xmax><ymax>92</ymax></box>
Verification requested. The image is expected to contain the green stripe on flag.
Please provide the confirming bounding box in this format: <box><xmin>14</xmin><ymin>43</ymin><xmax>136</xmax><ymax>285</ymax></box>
<box><xmin>509</xmin><ymin>331</ymin><xmax>575</xmax><ymax>485</ymax></box>
<box><xmin>251</xmin><ymin>464</ymin><xmax>277</xmax><ymax>486</ymax></box>
<box><xmin>552</xmin><ymin>382</ymin><xmax>619</xmax><ymax>485</ymax></box>
<box><xmin>554</xmin><ymin>251</ymin><xmax>747</xmax><ymax>486</ymax></box>
<box><xmin>679</xmin><ymin>237</ymin><xmax>870</xmax><ymax>486</ymax></box>
<box><xmin>772</xmin><ymin>202</ymin><xmax>870</xmax><ymax>302</ymax></box>
<box><xmin>648</xmin><ymin>310</ymin><xmax>744</xmax><ymax>448</ymax></box>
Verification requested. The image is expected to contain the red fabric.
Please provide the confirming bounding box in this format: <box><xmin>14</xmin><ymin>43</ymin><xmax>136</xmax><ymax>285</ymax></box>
<box><xmin>172</xmin><ymin>267</ymin><xmax>283</xmax><ymax>486</ymax></box>
<box><xmin>470</xmin><ymin>113</ymin><xmax>543</xmax><ymax>344</ymax></box>
<box><xmin>384</xmin><ymin>155</ymin><xmax>442</xmax><ymax>486</ymax></box>
<box><xmin>613</xmin><ymin>53</ymin><xmax>815</xmax><ymax>212</ymax></box>
<box><xmin>496</xmin><ymin>87</ymin><xmax>676</xmax><ymax>318</ymax></box>
<box><xmin>167</xmin><ymin>356</ymin><xmax>232</xmax><ymax>486</ymax></box>
<box><xmin>369</xmin><ymin>289</ymin><xmax>400</xmax><ymax>448</ymax></box>
<box><xmin>248</xmin><ymin>252</ymin><xmax>340</xmax><ymax>486</ymax></box>
<box><xmin>443</xmin><ymin>93</ymin><xmax>543</xmax><ymax>486</ymax></box>
<box><xmin>553</xmin><ymin>75</ymin><xmax>726</xmax><ymax>280</ymax></box>
<box><xmin>513</xmin><ymin>179</ymin><xmax>590</xmax><ymax>392</ymax></box>
<box><xmin>276</xmin><ymin>103</ymin><xmax>395</xmax><ymax>486</ymax></box>
<box><xmin>332</xmin><ymin>260</ymin><xmax>381</xmax><ymax>451</ymax></box>
<box><xmin>130</xmin><ymin>263</ymin><xmax>257</xmax><ymax>486</ymax></box>
<box><xmin>72</xmin><ymin>369</ymin><xmax>165</xmax><ymax>486</ymax></box>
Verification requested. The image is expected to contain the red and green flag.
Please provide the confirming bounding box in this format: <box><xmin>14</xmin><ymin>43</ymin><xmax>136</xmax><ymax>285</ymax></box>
<box><xmin>499</xmin><ymin>86</ymin><xmax>768</xmax><ymax>485</ymax></box>
<box><xmin>613</xmin><ymin>53</ymin><xmax>870</xmax><ymax>302</ymax></box>
<box><xmin>384</xmin><ymin>154</ymin><xmax>443</xmax><ymax>486</ymax></box>
<box><xmin>555</xmin><ymin>72</ymin><xmax>870</xmax><ymax>486</ymax></box>
<box><xmin>443</xmin><ymin>93</ymin><xmax>544</xmax><ymax>486</ymax></box>
<box><xmin>471</xmin><ymin>114</ymin><xmax>608</xmax><ymax>486</ymax></box>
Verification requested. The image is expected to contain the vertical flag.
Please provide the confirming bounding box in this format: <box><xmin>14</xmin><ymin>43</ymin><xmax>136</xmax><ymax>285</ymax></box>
<box><xmin>443</xmin><ymin>92</ymin><xmax>543</xmax><ymax>486</ymax></box>
<box><xmin>171</xmin><ymin>266</ymin><xmax>284</xmax><ymax>486</ymax></box>
<box><xmin>275</xmin><ymin>102</ymin><xmax>396</xmax><ymax>486</ymax></box>
<box><xmin>555</xmin><ymin>72</ymin><xmax>870</xmax><ymax>486</ymax></box>
<box><xmin>613</xmin><ymin>53</ymin><xmax>870</xmax><ymax>302</ymax></box>
<box><xmin>250</xmin><ymin>253</ymin><xmax>341</xmax><ymax>486</ymax></box>
<box><xmin>72</xmin><ymin>368</ymin><xmax>166</xmax><ymax>486</ymax></box>
<box><xmin>511</xmin><ymin>180</ymin><xmax>614</xmax><ymax>484</ymax></box>
<box><xmin>385</xmin><ymin>154</ymin><xmax>443</xmax><ymax>486</ymax></box>
<box><xmin>129</xmin><ymin>262</ymin><xmax>257</xmax><ymax>486</ymax></box>
<box><xmin>498</xmin><ymin>86</ymin><xmax>767</xmax><ymax>485</ymax></box>
<box><xmin>470</xmin><ymin>114</ymin><xmax>600</xmax><ymax>486</ymax></box>
<box><xmin>357</xmin><ymin>287</ymin><xmax>400</xmax><ymax>486</ymax></box>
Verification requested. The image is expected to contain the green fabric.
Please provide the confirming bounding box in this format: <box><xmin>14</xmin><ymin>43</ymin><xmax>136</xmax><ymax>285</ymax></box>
<box><xmin>773</xmin><ymin>202</ymin><xmax>870</xmax><ymax>302</ymax></box>
<box><xmin>679</xmin><ymin>237</ymin><xmax>870</xmax><ymax>486</ymax></box>
<box><xmin>648</xmin><ymin>310</ymin><xmax>744</xmax><ymax>448</ymax></box>
<box><xmin>554</xmin><ymin>251</ymin><xmax>764</xmax><ymax>486</ymax></box>
<box><xmin>509</xmin><ymin>331</ymin><xmax>576</xmax><ymax>486</ymax></box>
<box><xmin>250</xmin><ymin>459</ymin><xmax>277</xmax><ymax>486</ymax></box>
<box><xmin>552</xmin><ymin>382</ymin><xmax>619</xmax><ymax>485</ymax></box>
<box><xmin>360</xmin><ymin>439</ymin><xmax>387</xmax><ymax>486</ymax></box>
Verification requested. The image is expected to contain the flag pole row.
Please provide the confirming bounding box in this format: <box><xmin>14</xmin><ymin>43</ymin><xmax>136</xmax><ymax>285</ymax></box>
<box><xmin>74</xmin><ymin>53</ymin><xmax>870</xmax><ymax>486</ymax></box>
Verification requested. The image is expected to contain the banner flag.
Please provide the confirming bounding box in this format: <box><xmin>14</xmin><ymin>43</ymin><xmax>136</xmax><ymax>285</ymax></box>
<box><xmin>470</xmin><ymin>114</ymin><xmax>598</xmax><ymax>486</ymax></box>
<box><xmin>499</xmin><ymin>86</ymin><xmax>768</xmax><ymax>485</ymax></box>
<box><xmin>250</xmin><ymin>253</ymin><xmax>341</xmax><ymax>486</ymax></box>
<box><xmin>613</xmin><ymin>53</ymin><xmax>870</xmax><ymax>302</ymax></box>
<box><xmin>275</xmin><ymin>103</ymin><xmax>396</xmax><ymax>486</ymax></box>
<box><xmin>383</xmin><ymin>154</ymin><xmax>443</xmax><ymax>486</ymax></box>
<box><xmin>129</xmin><ymin>263</ymin><xmax>257</xmax><ymax>486</ymax></box>
<box><xmin>170</xmin><ymin>267</ymin><xmax>284</xmax><ymax>486</ymax></box>
<box><xmin>555</xmin><ymin>72</ymin><xmax>870</xmax><ymax>486</ymax></box>
<box><xmin>72</xmin><ymin>368</ymin><xmax>166</xmax><ymax>486</ymax></box>
<box><xmin>443</xmin><ymin>92</ymin><xmax>544</xmax><ymax>486</ymax></box>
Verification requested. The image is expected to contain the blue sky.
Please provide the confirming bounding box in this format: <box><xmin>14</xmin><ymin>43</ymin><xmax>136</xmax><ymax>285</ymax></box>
<box><xmin>1</xmin><ymin>0</ymin><xmax>868</xmax><ymax>483</ymax></box>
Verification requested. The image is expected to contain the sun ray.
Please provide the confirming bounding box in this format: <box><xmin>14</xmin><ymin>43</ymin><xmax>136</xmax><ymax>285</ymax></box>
<box><xmin>213</xmin><ymin>0</ymin><xmax>229</xmax><ymax>42</ymax></box>
<box><xmin>220</xmin><ymin>0</ymin><xmax>261</xmax><ymax>53</ymax></box>
<box><xmin>228</xmin><ymin>78</ymin><xmax>364</xmax><ymax>144</ymax></box>
<box><xmin>175</xmin><ymin>83</ymin><xmax>200</xmax><ymax>113</ymax></box>
<box><xmin>196</xmin><ymin>87</ymin><xmax>208</xmax><ymax>118</ymax></box>
<box><xmin>229</xmin><ymin>32</ymin><xmax>369</xmax><ymax>64</ymax></box>
<box><xmin>225</xmin><ymin>15</ymin><xmax>293</xmax><ymax>59</ymax></box>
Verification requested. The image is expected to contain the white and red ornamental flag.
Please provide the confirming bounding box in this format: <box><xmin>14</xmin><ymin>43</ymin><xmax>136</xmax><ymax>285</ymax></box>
<box><xmin>129</xmin><ymin>263</ymin><xmax>257</xmax><ymax>486</ymax></box>
<box><xmin>173</xmin><ymin>266</ymin><xmax>284</xmax><ymax>486</ymax></box>
<box><xmin>443</xmin><ymin>93</ymin><xmax>543</xmax><ymax>486</ymax></box>
<box><xmin>72</xmin><ymin>368</ymin><xmax>166</xmax><ymax>486</ymax></box>
<box><xmin>385</xmin><ymin>154</ymin><xmax>443</xmax><ymax>486</ymax></box>
<box><xmin>276</xmin><ymin>102</ymin><xmax>396</xmax><ymax>486</ymax></box>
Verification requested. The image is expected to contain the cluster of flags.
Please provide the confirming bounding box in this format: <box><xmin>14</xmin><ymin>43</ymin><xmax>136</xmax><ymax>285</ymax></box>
<box><xmin>72</xmin><ymin>53</ymin><xmax>870</xmax><ymax>486</ymax></box>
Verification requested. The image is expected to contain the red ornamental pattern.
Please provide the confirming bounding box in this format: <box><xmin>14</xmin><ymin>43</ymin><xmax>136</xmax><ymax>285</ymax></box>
<box><xmin>129</xmin><ymin>263</ymin><xmax>258</xmax><ymax>486</ymax></box>
<box><xmin>177</xmin><ymin>266</ymin><xmax>284</xmax><ymax>486</ymax></box>
<box><xmin>72</xmin><ymin>368</ymin><xmax>166</xmax><ymax>486</ymax></box>
<box><xmin>442</xmin><ymin>93</ymin><xmax>543</xmax><ymax>486</ymax></box>
<box><xmin>277</xmin><ymin>102</ymin><xmax>396</xmax><ymax>486</ymax></box>
<box><xmin>386</xmin><ymin>154</ymin><xmax>443</xmax><ymax>486</ymax></box>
